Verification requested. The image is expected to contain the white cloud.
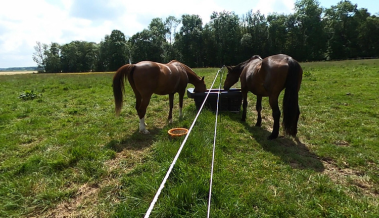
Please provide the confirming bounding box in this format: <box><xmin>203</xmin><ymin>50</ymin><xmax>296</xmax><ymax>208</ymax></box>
<box><xmin>2</xmin><ymin>0</ymin><xmax>377</xmax><ymax>68</ymax></box>
<box><xmin>0</xmin><ymin>0</ymin><xmax>70</xmax><ymax>67</ymax></box>
<box><xmin>255</xmin><ymin>0</ymin><xmax>295</xmax><ymax>15</ymax></box>
<box><xmin>0</xmin><ymin>0</ymin><xmax>292</xmax><ymax>68</ymax></box>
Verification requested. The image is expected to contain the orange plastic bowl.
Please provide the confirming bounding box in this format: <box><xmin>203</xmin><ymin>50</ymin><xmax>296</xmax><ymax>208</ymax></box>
<box><xmin>168</xmin><ymin>128</ymin><xmax>188</xmax><ymax>138</ymax></box>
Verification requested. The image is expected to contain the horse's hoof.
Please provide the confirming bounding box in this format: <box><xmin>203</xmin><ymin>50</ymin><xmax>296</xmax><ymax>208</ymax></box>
<box><xmin>168</xmin><ymin>119</ymin><xmax>173</xmax><ymax>124</ymax></box>
<box><xmin>140</xmin><ymin>129</ymin><xmax>150</xmax><ymax>134</ymax></box>
<box><xmin>255</xmin><ymin>123</ymin><xmax>261</xmax><ymax>127</ymax></box>
<box><xmin>267</xmin><ymin>134</ymin><xmax>278</xmax><ymax>140</ymax></box>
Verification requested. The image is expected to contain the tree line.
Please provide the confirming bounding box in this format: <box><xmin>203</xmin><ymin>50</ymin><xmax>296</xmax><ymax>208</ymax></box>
<box><xmin>32</xmin><ymin>0</ymin><xmax>379</xmax><ymax>73</ymax></box>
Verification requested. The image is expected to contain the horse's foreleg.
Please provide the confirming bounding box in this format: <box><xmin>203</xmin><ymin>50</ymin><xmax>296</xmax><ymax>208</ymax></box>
<box><xmin>168</xmin><ymin>93</ymin><xmax>174</xmax><ymax>124</ymax></box>
<box><xmin>255</xmin><ymin>96</ymin><xmax>262</xmax><ymax>127</ymax></box>
<box><xmin>138</xmin><ymin>95</ymin><xmax>152</xmax><ymax>134</ymax></box>
<box><xmin>241</xmin><ymin>90</ymin><xmax>248</xmax><ymax>122</ymax></box>
<box><xmin>268</xmin><ymin>95</ymin><xmax>280</xmax><ymax>140</ymax></box>
<box><xmin>178</xmin><ymin>92</ymin><xmax>185</xmax><ymax>118</ymax></box>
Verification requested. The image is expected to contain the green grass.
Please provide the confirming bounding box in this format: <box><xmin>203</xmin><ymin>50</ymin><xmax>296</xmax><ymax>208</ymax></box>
<box><xmin>0</xmin><ymin>59</ymin><xmax>378</xmax><ymax>217</ymax></box>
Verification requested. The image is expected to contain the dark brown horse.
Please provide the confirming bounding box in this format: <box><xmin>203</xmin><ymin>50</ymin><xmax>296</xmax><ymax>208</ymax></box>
<box><xmin>224</xmin><ymin>54</ymin><xmax>303</xmax><ymax>139</ymax></box>
<box><xmin>113</xmin><ymin>60</ymin><xmax>206</xmax><ymax>134</ymax></box>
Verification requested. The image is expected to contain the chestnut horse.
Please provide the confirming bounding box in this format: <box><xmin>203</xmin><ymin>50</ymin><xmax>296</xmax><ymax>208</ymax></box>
<box><xmin>113</xmin><ymin>60</ymin><xmax>206</xmax><ymax>134</ymax></box>
<box><xmin>224</xmin><ymin>54</ymin><xmax>302</xmax><ymax>139</ymax></box>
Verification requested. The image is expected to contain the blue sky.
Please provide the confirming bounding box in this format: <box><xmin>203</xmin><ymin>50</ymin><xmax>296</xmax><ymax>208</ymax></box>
<box><xmin>0</xmin><ymin>0</ymin><xmax>377</xmax><ymax>68</ymax></box>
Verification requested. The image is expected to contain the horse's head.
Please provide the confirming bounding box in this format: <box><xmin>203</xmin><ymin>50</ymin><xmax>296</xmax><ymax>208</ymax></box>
<box><xmin>223</xmin><ymin>66</ymin><xmax>240</xmax><ymax>91</ymax></box>
<box><xmin>194</xmin><ymin>76</ymin><xmax>206</xmax><ymax>93</ymax></box>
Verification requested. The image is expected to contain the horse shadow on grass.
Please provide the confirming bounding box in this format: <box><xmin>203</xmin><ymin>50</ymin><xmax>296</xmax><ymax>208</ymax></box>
<box><xmin>224</xmin><ymin>112</ymin><xmax>324</xmax><ymax>172</ymax></box>
<box><xmin>247</xmin><ymin>124</ymin><xmax>324</xmax><ymax>172</ymax></box>
<box><xmin>104</xmin><ymin>127</ymin><xmax>163</xmax><ymax>153</ymax></box>
<box><xmin>103</xmin><ymin>113</ymin><xmax>193</xmax><ymax>153</ymax></box>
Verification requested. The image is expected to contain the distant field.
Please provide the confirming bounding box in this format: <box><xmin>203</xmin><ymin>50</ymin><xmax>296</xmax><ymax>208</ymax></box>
<box><xmin>0</xmin><ymin>59</ymin><xmax>378</xmax><ymax>217</ymax></box>
<box><xmin>0</xmin><ymin>71</ymin><xmax>36</xmax><ymax>75</ymax></box>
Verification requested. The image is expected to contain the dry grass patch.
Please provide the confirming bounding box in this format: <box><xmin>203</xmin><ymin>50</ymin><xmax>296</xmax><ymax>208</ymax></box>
<box><xmin>40</xmin><ymin>144</ymin><xmax>152</xmax><ymax>217</ymax></box>
<box><xmin>0</xmin><ymin>71</ymin><xmax>36</xmax><ymax>75</ymax></box>
<box><xmin>322</xmin><ymin>158</ymin><xmax>378</xmax><ymax>197</ymax></box>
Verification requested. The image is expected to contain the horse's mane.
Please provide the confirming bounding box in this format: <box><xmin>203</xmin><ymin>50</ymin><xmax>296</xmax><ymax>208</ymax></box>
<box><xmin>250</xmin><ymin>55</ymin><xmax>262</xmax><ymax>61</ymax></box>
<box><xmin>234</xmin><ymin>55</ymin><xmax>262</xmax><ymax>71</ymax></box>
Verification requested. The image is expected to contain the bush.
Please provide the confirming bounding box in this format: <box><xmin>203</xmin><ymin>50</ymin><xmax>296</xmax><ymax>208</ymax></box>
<box><xmin>19</xmin><ymin>90</ymin><xmax>41</xmax><ymax>101</ymax></box>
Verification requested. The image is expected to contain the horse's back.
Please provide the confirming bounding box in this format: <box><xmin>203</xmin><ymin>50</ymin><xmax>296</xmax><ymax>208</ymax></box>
<box><xmin>242</xmin><ymin>59</ymin><xmax>265</xmax><ymax>94</ymax></box>
<box><xmin>265</xmin><ymin>54</ymin><xmax>302</xmax><ymax>90</ymax></box>
<box><xmin>260</xmin><ymin>54</ymin><xmax>296</xmax><ymax>95</ymax></box>
<box><xmin>132</xmin><ymin>61</ymin><xmax>187</xmax><ymax>95</ymax></box>
<box><xmin>263</xmin><ymin>54</ymin><xmax>293</xmax><ymax>75</ymax></box>
<box><xmin>134</xmin><ymin>61</ymin><xmax>160</xmax><ymax>77</ymax></box>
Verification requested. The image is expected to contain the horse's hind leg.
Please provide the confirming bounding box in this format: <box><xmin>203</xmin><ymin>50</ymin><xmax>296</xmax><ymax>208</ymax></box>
<box><xmin>268</xmin><ymin>95</ymin><xmax>280</xmax><ymax>140</ymax></box>
<box><xmin>168</xmin><ymin>93</ymin><xmax>174</xmax><ymax>124</ymax></box>
<box><xmin>130</xmin><ymin>84</ymin><xmax>148</xmax><ymax>131</ymax></box>
<box><xmin>255</xmin><ymin>96</ymin><xmax>262</xmax><ymax>127</ymax></box>
<box><xmin>241</xmin><ymin>90</ymin><xmax>248</xmax><ymax>122</ymax></box>
<box><xmin>137</xmin><ymin>94</ymin><xmax>152</xmax><ymax>134</ymax></box>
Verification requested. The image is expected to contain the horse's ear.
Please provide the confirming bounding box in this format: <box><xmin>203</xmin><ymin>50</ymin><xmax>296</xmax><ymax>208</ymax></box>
<box><xmin>226</xmin><ymin>66</ymin><xmax>233</xmax><ymax>72</ymax></box>
<box><xmin>201</xmin><ymin>76</ymin><xmax>204</xmax><ymax>81</ymax></box>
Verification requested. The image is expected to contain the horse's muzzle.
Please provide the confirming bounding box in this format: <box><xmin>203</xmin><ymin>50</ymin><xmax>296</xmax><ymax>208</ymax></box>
<box><xmin>223</xmin><ymin>86</ymin><xmax>230</xmax><ymax>91</ymax></box>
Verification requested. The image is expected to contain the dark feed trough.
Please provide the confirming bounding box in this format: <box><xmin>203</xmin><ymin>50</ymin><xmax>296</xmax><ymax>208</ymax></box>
<box><xmin>187</xmin><ymin>88</ymin><xmax>242</xmax><ymax>112</ymax></box>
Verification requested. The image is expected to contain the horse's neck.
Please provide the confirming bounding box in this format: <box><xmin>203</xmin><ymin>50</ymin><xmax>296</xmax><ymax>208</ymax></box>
<box><xmin>233</xmin><ymin>62</ymin><xmax>246</xmax><ymax>75</ymax></box>
<box><xmin>186</xmin><ymin>70</ymin><xmax>199</xmax><ymax>84</ymax></box>
<box><xmin>180</xmin><ymin>64</ymin><xmax>200</xmax><ymax>84</ymax></box>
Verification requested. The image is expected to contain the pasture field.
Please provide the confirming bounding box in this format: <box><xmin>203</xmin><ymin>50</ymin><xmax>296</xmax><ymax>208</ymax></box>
<box><xmin>0</xmin><ymin>59</ymin><xmax>378</xmax><ymax>217</ymax></box>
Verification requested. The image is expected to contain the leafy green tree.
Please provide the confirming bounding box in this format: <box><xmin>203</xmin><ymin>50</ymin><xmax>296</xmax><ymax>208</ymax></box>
<box><xmin>79</xmin><ymin>41</ymin><xmax>99</xmax><ymax>72</ymax></box>
<box><xmin>208</xmin><ymin>11</ymin><xmax>241</xmax><ymax>65</ymax></box>
<box><xmin>354</xmin><ymin>9</ymin><xmax>379</xmax><ymax>57</ymax></box>
<box><xmin>241</xmin><ymin>10</ymin><xmax>268</xmax><ymax>59</ymax></box>
<box><xmin>165</xmin><ymin>16</ymin><xmax>181</xmax><ymax>45</ymax></box>
<box><xmin>284</xmin><ymin>14</ymin><xmax>304</xmax><ymax>60</ymax></box>
<box><xmin>34</xmin><ymin>2</ymin><xmax>379</xmax><ymax>70</ymax></box>
<box><xmin>240</xmin><ymin>33</ymin><xmax>253</xmax><ymax>57</ymax></box>
<box><xmin>60</xmin><ymin>41</ymin><xmax>86</xmax><ymax>72</ymax></box>
<box><xmin>59</xmin><ymin>41</ymin><xmax>99</xmax><ymax>72</ymax></box>
<box><xmin>97</xmin><ymin>35</ymin><xmax>110</xmax><ymax>71</ymax></box>
<box><xmin>108</xmin><ymin>30</ymin><xmax>128</xmax><ymax>71</ymax></box>
<box><xmin>60</xmin><ymin>41</ymin><xmax>79</xmax><ymax>72</ymax></box>
<box><xmin>267</xmin><ymin>14</ymin><xmax>288</xmax><ymax>55</ymax></box>
<box><xmin>164</xmin><ymin>16</ymin><xmax>181</xmax><ymax>62</ymax></box>
<box><xmin>44</xmin><ymin>42</ymin><xmax>61</xmax><ymax>73</ymax></box>
<box><xmin>32</xmin><ymin>41</ymin><xmax>48</xmax><ymax>72</ymax></box>
<box><xmin>129</xmin><ymin>30</ymin><xmax>153</xmax><ymax>63</ymax></box>
<box><xmin>200</xmin><ymin>24</ymin><xmax>217</xmax><ymax>67</ymax></box>
<box><xmin>129</xmin><ymin>19</ymin><xmax>168</xmax><ymax>63</ymax></box>
<box><xmin>175</xmin><ymin>14</ymin><xmax>204</xmax><ymax>67</ymax></box>
<box><xmin>324</xmin><ymin>0</ymin><xmax>359</xmax><ymax>59</ymax></box>
<box><xmin>148</xmin><ymin>18</ymin><xmax>167</xmax><ymax>62</ymax></box>
<box><xmin>294</xmin><ymin>0</ymin><xmax>326</xmax><ymax>60</ymax></box>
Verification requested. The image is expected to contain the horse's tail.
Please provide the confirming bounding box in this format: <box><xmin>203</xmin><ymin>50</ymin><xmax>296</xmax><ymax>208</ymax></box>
<box><xmin>113</xmin><ymin>64</ymin><xmax>135</xmax><ymax>116</ymax></box>
<box><xmin>282</xmin><ymin>58</ymin><xmax>302</xmax><ymax>137</ymax></box>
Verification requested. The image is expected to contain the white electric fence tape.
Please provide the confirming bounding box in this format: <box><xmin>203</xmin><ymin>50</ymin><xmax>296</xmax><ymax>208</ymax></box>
<box><xmin>207</xmin><ymin>67</ymin><xmax>224</xmax><ymax>218</ymax></box>
<box><xmin>144</xmin><ymin>66</ymin><xmax>225</xmax><ymax>218</ymax></box>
